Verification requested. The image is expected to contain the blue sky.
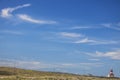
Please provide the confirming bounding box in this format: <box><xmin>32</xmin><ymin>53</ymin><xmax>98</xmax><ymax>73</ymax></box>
<box><xmin>0</xmin><ymin>0</ymin><xmax>120</xmax><ymax>77</ymax></box>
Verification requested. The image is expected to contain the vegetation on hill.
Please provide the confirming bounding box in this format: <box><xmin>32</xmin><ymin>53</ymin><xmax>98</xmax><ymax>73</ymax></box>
<box><xmin>0</xmin><ymin>66</ymin><xmax>120</xmax><ymax>80</ymax></box>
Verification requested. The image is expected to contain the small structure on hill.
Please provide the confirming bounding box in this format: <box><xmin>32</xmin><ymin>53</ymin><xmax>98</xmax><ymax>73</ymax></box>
<box><xmin>107</xmin><ymin>69</ymin><xmax>114</xmax><ymax>77</ymax></box>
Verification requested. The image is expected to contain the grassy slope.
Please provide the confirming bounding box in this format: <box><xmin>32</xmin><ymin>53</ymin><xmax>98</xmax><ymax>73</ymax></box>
<box><xmin>0</xmin><ymin>66</ymin><xmax>120</xmax><ymax>80</ymax></box>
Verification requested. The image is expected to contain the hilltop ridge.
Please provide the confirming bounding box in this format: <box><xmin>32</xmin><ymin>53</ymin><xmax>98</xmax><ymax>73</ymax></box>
<box><xmin>0</xmin><ymin>66</ymin><xmax>120</xmax><ymax>80</ymax></box>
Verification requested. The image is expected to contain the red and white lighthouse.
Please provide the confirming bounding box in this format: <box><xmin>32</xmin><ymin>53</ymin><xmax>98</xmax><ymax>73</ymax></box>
<box><xmin>108</xmin><ymin>69</ymin><xmax>114</xmax><ymax>77</ymax></box>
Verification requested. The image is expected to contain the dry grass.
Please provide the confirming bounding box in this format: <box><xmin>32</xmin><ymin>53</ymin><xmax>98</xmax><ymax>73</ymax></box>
<box><xmin>0</xmin><ymin>67</ymin><xmax>120</xmax><ymax>80</ymax></box>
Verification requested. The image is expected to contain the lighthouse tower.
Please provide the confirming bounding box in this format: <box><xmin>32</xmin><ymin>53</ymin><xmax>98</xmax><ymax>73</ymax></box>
<box><xmin>108</xmin><ymin>69</ymin><xmax>114</xmax><ymax>77</ymax></box>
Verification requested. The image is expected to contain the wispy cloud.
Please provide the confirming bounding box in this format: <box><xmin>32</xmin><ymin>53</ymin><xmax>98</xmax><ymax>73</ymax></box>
<box><xmin>101</xmin><ymin>23</ymin><xmax>111</xmax><ymax>27</ymax></box>
<box><xmin>59</xmin><ymin>32</ymin><xmax>83</xmax><ymax>38</ymax></box>
<box><xmin>0</xmin><ymin>4</ymin><xmax>57</xmax><ymax>24</ymax></box>
<box><xmin>74</xmin><ymin>38</ymin><xmax>96</xmax><ymax>44</ymax></box>
<box><xmin>87</xmin><ymin>49</ymin><xmax>120</xmax><ymax>60</ymax></box>
<box><xmin>70</xmin><ymin>23</ymin><xmax>120</xmax><ymax>31</ymax></box>
<box><xmin>88</xmin><ymin>59</ymin><xmax>100</xmax><ymax>61</ymax></box>
<box><xmin>0</xmin><ymin>4</ymin><xmax>31</xmax><ymax>18</ymax></box>
<box><xmin>46</xmin><ymin>32</ymin><xmax>118</xmax><ymax>45</ymax></box>
<box><xmin>0</xmin><ymin>59</ymin><xmax>103</xmax><ymax>70</ymax></box>
<box><xmin>74</xmin><ymin>38</ymin><xmax>117</xmax><ymax>45</ymax></box>
<box><xmin>17</xmin><ymin>14</ymin><xmax>57</xmax><ymax>24</ymax></box>
<box><xmin>101</xmin><ymin>22</ymin><xmax>120</xmax><ymax>31</ymax></box>
<box><xmin>0</xmin><ymin>30</ymin><xmax>24</xmax><ymax>35</ymax></box>
<box><xmin>70</xmin><ymin>26</ymin><xmax>99</xmax><ymax>30</ymax></box>
<box><xmin>117</xmin><ymin>22</ymin><xmax>120</xmax><ymax>26</ymax></box>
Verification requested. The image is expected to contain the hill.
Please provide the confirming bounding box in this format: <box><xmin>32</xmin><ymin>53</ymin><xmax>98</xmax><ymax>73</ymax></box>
<box><xmin>0</xmin><ymin>66</ymin><xmax>120</xmax><ymax>80</ymax></box>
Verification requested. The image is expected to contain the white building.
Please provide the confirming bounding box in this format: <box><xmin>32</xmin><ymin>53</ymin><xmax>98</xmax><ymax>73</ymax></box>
<box><xmin>107</xmin><ymin>69</ymin><xmax>114</xmax><ymax>77</ymax></box>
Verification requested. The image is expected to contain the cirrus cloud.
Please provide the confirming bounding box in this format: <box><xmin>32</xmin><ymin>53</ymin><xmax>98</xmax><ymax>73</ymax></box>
<box><xmin>0</xmin><ymin>4</ymin><xmax>31</xmax><ymax>18</ymax></box>
<box><xmin>0</xmin><ymin>59</ymin><xmax>103</xmax><ymax>70</ymax></box>
<box><xmin>0</xmin><ymin>30</ymin><xmax>24</xmax><ymax>35</ymax></box>
<box><xmin>101</xmin><ymin>22</ymin><xmax>120</xmax><ymax>31</ymax></box>
<box><xmin>17</xmin><ymin>14</ymin><xmax>57</xmax><ymax>24</ymax></box>
<box><xmin>74</xmin><ymin>38</ymin><xmax>118</xmax><ymax>45</ymax></box>
<box><xmin>87</xmin><ymin>49</ymin><xmax>120</xmax><ymax>60</ymax></box>
<box><xmin>59</xmin><ymin>32</ymin><xmax>83</xmax><ymax>38</ymax></box>
<box><xmin>0</xmin><ymin>4</ymin><xmax>57</xmax><ymax>24</ymax></box>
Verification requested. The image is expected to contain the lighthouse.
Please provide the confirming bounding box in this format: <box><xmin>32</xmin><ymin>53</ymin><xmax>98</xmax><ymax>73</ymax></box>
<box><xmin>108</xmin><ymin>69</ymin><xmax>114</xmax><ymax>77</ymax></box>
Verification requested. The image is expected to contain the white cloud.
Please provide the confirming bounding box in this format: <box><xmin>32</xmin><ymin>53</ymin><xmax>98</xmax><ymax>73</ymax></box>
<box><xmin>0</xmin><ymin>59</ymin><xmax>55</xmax><ymax>69</ymax></box>
<box><xmin>0</xmin><ymin>59</ymin><xmax>103</xmax><ymax>70</ymax></box>
<box><xmin>70</xmin><ymin>23</ymin><xmax>120</xmax><ymax>31</ymax></box>
<box><xmin>71</xmin><ymin>26</ymin><xmax>91</xmax><ymax>29</ymax></box>
<box><xmin>60</xmin><ymin>32</ymin><xmax>83</xmax><ymax>38</ymax></box>
<box><xmin>96</xmin><ymin>50</ymin><xmax>120</xmax><ymax>60</ymax></box>
<box><xmin>59</xmin><ymin>63</ymin><xmax>103</xmax><ymax>70</ymax></box>
<box><xmin>70</xmin><ymin>26</ymin><xmax>99</xmax><ymax>30</ymax></box>
<box><xmin>17</xmin><ymin>14</ymin><xmax>57</xmax><ymax>24</ymax></box>
<box><xmin>0</xmin><ymin>4</ymin><xmax>31</xmax><ymax>18</ymax></box>
<box><xmin>79</xmin><ymin>63</ymin><xmax>103</xmax><ymax>67</ymax></box>
<box><xmin>101</xmin><ymin>23</ymin><xmax>120</xmax><ymax>31</ymax></box>
<box><xmin>101</xmin><ymin>23</ymin><xmax>111</xmax><ymax>28</ymax></box>
<box><xmin>74</xmin><ymin>38</ymin><xmax>118</xmax><ymax>45</ymax></box>
<box><xmin>87</xmin><ymin>49</ymin><xmax>120</xmax><ymax>60</ymax></box>
<box><xmin>88</xmin><ymin>59</ymin><xmax>100</xmax><ymax>61</ymax></box>
<box><xmin>0</xmin><ymin>4</ymin><xmax>57</xmax><ymax>25</ymax></box>
<box><xmin>55</xmin><ymin>31</ymin><xmax>118</xmax><ymax>45</ymax></box>
<box><xmin>51</xmin><ymin>32</ymin><xmax>118</xmax><ymax>45</ymax></box>
<box><xmin>74</xmin><ymin>38</ymin><xmax>96</xmax><ymax>44</ymax></box>
<box><xmin>93</xmin><ymin>41</ymin><xmax>117</xmax><ymax>45</ymax></box>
